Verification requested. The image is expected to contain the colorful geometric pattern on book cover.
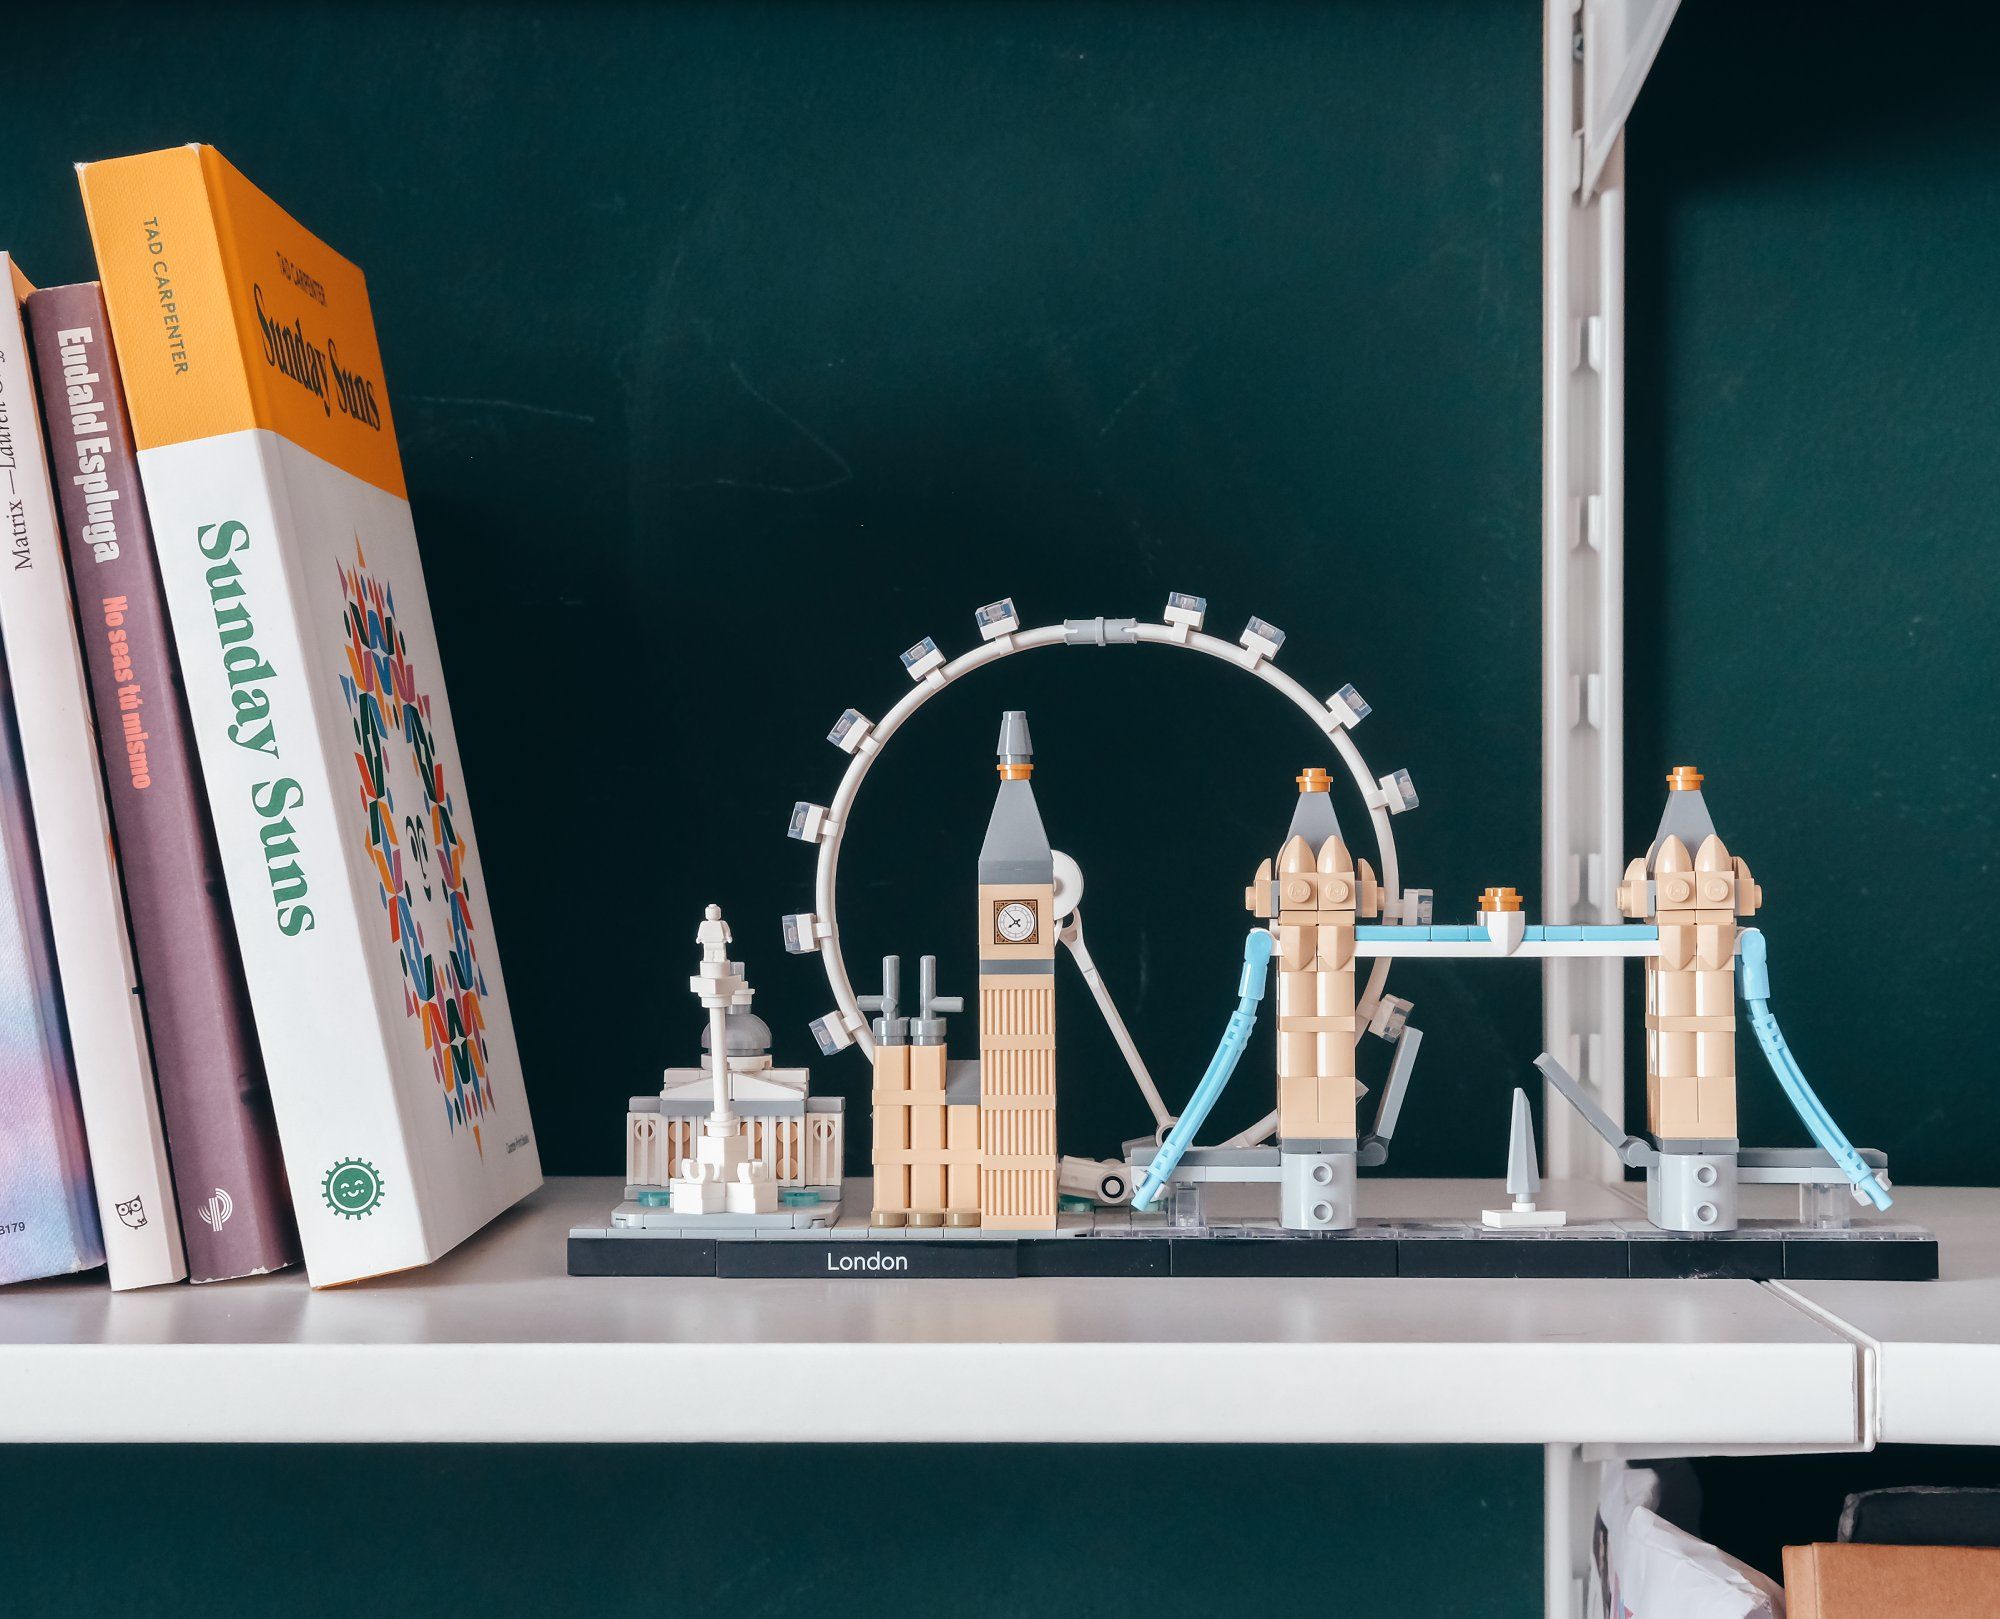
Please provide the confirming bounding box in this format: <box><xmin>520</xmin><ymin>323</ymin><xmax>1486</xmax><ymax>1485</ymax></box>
<box><xmin>336</xmin><ymin>543</ymin><xmax>494</xmax><ymax>1151</ymax></box>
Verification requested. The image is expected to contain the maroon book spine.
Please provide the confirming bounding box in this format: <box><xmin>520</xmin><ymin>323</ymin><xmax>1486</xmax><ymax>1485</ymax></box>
<box><xmin>24</xmin><ymin>282</ymin><xmax>297</xmax><ymax>1282</ymax></box>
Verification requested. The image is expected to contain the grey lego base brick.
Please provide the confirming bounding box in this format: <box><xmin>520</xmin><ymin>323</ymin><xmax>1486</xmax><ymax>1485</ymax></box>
<box><xmin>1618</xmin><ymin>1217</ymin><xmax>1787</xmax><ymax>1241</ymax></box>
<box><xmin>1620</xmin><ymin>1218</ymin><xmax>1781</xmax><ymax>1239</ymax></box>
<box><xmin>1129</xmin><ymin>1146</ymin><xmax>1280</xmax><ymax>1168</ymax></box>
<box><xmin>1622</xmin><ymin>1219</ymin><xmax>1939</xmax><ymax>1281</ymax></box>
<box><xmin>1330</xmin><ymin>1219</ymin><xmax>1406</xmax><ymax>1241</ymax></box>
<box><xmin>568</xmin><ymin>1234</ymin><xmax>717</xmax><ymax>1277</ymax></box>
<box><xmin>1782</xmin><ymin>1234</ymin><xmax>1938</xmax><ymax>1281</ymax></box>
<box><xmin>1020</xmin><ymin>1239</ymin><xmax>1170</xmax><ymax>1277</ymax></box>
<box><xmin>1128</xmin><ymin>1147</ymin><xmax>1283</xmax><ymax>1185</ymax></box>
<box><xmin>1467</xmin><ymin>1220</ymin><xmax>1630</xmax><ymax>1242</ymax></box>
<box><xmin>1777</xmin><ymin>1220</ymin><xmax>1934</xmax><ymax>1241</ymax></box>
<box><xmin>752</xmin><ymin>1224</ymin><xmax>876</xmax><ymax>1240</ymax></box>
<box><xmin>902</xmin><ymin>1217</ymin><xmax>1098</xmax><ymax>1239</ymax></box>
<box><xmin>1628</xmin><ymin>1238</ymin><xmax>1787</xmax><ymax>1281</ymax></box>
<box><xmin>1396</xmin><ymin>1235</ymin><xmax>1630</xmax><ymax>1279</ymax></box>
<box><xmin>624</xmin><ymin>1182</ymin><xmax>840</xmax><ymax>1204</ymax></box>
<box><xmin>1616</xmin><ymin>1225</ymin><xmax>1938</xmax><ymax>1281</ymax></box>
<box><xmin>1383</xmin><ymin>1218</ymin><xmax>1481</xmax><ymax>1241</ymax></box>
<box><xmin>612</xmin><ymin>1198</ymin><xmax>841</xmax><ymax>1231</ymax></box>
<box><xmin>1170</xmin><ymin>1236</ymin><xmax>1398</xmax><ymax>1278</ymax></box>
<box><xmin>608</xmin><ymin>1191</ymin><xmax>836</xmax><ymax>1231</ymax></box>
<box><xmin>1145</xmin><ymin>1166</ymin><xmax>1284</xmax><ymax>1183</ymax></box>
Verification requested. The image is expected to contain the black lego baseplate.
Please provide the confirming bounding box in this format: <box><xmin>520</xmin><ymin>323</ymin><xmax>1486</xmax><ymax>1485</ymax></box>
<box><xmin>568</xmin><ymin>1222</ymin><xmax>1938</xmax><ymax>1282</ymax></box>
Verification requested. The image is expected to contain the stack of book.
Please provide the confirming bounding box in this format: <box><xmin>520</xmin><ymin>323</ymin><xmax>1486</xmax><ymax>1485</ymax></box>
<box><xmin>0</xmin><ymin>146</ymin><xmax>540</xmax><ymax>1290</ymax></box>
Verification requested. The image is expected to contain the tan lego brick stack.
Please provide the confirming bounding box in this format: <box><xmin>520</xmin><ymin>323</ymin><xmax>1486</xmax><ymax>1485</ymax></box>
<box><xmin>869</xmin><ymin>1038</ymin><xmax>913</xmax><ymax>1226</ymax></box>
<box><xmin>905</xmin><ymin>1041</ymin><xmax>949</xmax><ymax>1225</ymax></box>
<box><xmin>868</xmin><ymin>955</ymin><xmax>971</xmax><ymax>1228</ymax></box>
<box><xmin>977</xmin><ymin>919</ymin><xmax>1058</xmax><ymax>1229</ymax></box>
<box><xmin>1619</xmin><ymin>765</ymin><xmax>1762</xmax><ymax>1143</ymax></box>
<box><xmin>1246</xmin><ymin>767</ymin><xmax>1381</xmax><ymax>1146</ymax></box>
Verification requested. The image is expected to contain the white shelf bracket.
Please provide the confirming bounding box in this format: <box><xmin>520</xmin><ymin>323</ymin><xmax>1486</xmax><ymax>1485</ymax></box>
<box><xmin>1541</xmin><ymin>0</ymin><xmax>1674</xmax><ymax>1185</ymax></box>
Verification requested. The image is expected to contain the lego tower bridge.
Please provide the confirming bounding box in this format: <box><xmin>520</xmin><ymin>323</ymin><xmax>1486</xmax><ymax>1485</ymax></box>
<box><xmin>569</xmin><ymin>591</ymin><xmax>1927</xmax><ymax>1283</ymax></box>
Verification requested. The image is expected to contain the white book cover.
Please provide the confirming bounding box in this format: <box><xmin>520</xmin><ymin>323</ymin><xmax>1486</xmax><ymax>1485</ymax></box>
<box><xmin>80</xmin><ymin>148</ymin><xmax>540</xmax><ymax>1285</ymax></box>
<box><xmin>0</xmin><ymin>255</ymin><xmax>184</xmax><ymax>1289</ymax></box>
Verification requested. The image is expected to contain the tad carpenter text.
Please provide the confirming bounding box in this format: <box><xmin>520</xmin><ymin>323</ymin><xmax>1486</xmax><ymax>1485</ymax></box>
<box><xmin>141</xmin><ymin>219</ymin><xmax>190</xmax><ymax>375</ymax></box>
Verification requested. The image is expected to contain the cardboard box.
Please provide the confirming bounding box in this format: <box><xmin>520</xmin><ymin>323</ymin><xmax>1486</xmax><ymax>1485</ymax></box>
<box><xmin>1785</xmin><ymin>1542</ymin><xmax>2000</xmax><ymax>1616</ymax></box>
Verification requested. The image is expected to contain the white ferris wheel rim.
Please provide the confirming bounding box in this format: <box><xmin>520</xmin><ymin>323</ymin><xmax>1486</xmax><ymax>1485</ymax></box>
<box><xmin>789</xmin><ymin>606</ymin><xmax>1414</xmax><ymax>1061</ymax></box>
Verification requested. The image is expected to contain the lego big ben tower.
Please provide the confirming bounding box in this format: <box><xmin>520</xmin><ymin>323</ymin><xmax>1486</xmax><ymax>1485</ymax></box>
<box><xmin>976</xmin><ymin>711</ymin><xmax>1058</xmax><ymax>1230</ymax></box>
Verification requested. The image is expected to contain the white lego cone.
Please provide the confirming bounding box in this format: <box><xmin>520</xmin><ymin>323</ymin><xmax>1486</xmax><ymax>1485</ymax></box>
<box><xmin>1484</xmin><ymin>1087</ymin><xmax>1565</xmax><ymax>1228</ymax></box>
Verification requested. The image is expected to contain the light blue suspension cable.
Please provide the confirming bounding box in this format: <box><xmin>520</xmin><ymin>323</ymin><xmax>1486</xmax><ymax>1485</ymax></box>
<box><xmin>1131</xmin><ymin>929</ymin><xmax>1275</xmax><ymax>1212</ymax></box>
<box><xmin>1738</xmin><ymin>928</ymin><xmax>1892</xmax><ymax>1211</ymax></box>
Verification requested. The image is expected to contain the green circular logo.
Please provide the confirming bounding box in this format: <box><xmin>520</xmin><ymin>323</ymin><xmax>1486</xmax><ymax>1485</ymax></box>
<box><xmin>322</xmin><ymin>1158</ymin><xmax>385</xmax><ymax>1219</ymax></box>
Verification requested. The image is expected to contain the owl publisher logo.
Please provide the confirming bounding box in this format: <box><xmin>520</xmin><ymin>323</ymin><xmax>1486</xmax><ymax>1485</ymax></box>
<box><xmin>322</xmin><ymin>1158</ymin><xmax>385</xmax><ymax>1219</ymax></box>
<box><xmin>114</xmin><ymin>1196</ymin><xmax>148</xmax><ymax>1230</ymax></box>
<box><xmin>198</xmin><ymin>1188</ymin><xmax>234</xmax><ymax>1230</ymax></box>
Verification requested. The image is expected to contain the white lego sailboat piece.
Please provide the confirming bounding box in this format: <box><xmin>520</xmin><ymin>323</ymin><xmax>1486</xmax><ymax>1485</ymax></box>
<box><xmin>1483</xmin><ymin>1087</ymin><xmax>1566</xmax><ymax>1228</ymax></box>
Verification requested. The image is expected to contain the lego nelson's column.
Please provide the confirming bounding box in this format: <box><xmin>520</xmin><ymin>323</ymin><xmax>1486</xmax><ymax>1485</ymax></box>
<box><xmin>976</xmin><ymin>711</ymin><xmax>1059</xmax><ymax>1230</ymax></box>
<box><xmin>1619</xmin><ymin>765</ymin><xmax>1762</xmax><ymax>1231</ymax></box>
<box><xmin>668</xmin><ymin>905</ymin><xmax>780</xmax><ymax>1215</ymax></box>
<box><xmin>1246</xmin><ymin>767</ymin><xmax>1381</xmax><ymax>1230</ymax></box>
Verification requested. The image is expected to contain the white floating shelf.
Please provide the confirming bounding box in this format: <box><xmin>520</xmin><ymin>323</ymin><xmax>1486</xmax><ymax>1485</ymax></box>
<box><xmin>0</xmin><ymin>1175</ymin><xmax>1905</xmax><ymax>1447</ymax></box>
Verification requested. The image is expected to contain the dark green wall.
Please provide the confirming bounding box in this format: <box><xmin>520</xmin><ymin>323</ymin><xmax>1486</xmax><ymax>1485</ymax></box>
<box><xmin>1628</xmin><ymin>3</ymin><xmax>2000</xmax><ymax>1179</ymax></box>
<box><xmin>5</xmin><ymin>7</ymin><xmax>1546</xmax><ymax>1615</ymax></box>
<box><xmin>13</xmin><ymin>2</ymin><xmax>1982</xmax><ymax>1190</ymax></box>
<box><xmin>4</xmin><ymin>0</ymin><xmax>1547</xmax><ymax>1181</ymax></box>
<box><xmin>0</xmin><ymin>1443</ymin><xmax>1539</xmax><ymax>1618</ymax></box>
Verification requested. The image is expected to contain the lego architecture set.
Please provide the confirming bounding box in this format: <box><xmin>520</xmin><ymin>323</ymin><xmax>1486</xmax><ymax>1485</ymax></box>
<box><xmin>569</xmin><ymin>595</ymin><xmax>1934</xmax><ymax>1282</ymax></box>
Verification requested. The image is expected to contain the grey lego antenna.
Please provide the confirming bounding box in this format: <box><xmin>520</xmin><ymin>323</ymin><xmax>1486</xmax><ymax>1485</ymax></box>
<box><xmin>856</xmin><ymin>956</ymin><xmax>910</xmax><ymax>1047</ymax></box>
<box><xmin>908</xmin><ymin>956</ymin><xmax>963</xmax><ymax>1047</ymax></box>
<box><xmin>1482</xmin><ymin>1087</ymin><xmax>1565</xmax><ymax>1228</ymax></box>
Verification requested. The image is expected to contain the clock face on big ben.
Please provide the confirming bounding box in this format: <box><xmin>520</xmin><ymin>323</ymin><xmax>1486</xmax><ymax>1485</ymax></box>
<box><xmin>993</xmin><ymin>899</ymin><xmax>1039</xmax><ymax>945</ymax></box>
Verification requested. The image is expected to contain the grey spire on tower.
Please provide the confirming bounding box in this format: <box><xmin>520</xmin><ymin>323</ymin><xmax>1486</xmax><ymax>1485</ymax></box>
<box><xmin>1284</xmin><ymin>765</ymin><xmax>1345</xmax><ymax>853</ymax></box>
<box><xmin>995</xmin><ymin>710</ymin><xmax>1033</xmax><ymax>767</ymax></box>
<box><xmin>979</xmin><ymin>710</ymin><xmax>1053</xmax><ymax>885</ymax></box>
<box><xmin>1646</xmin><ymin>764</ymin><xmax>1719</xmax><ymax>869</ymax></box>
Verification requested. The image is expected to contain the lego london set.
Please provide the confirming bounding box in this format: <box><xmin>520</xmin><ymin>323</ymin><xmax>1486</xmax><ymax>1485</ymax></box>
<box><xmin>569</xmin><ymin>594</ymin><xmax>1934</xmax><ymax>1282</ymax></box>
